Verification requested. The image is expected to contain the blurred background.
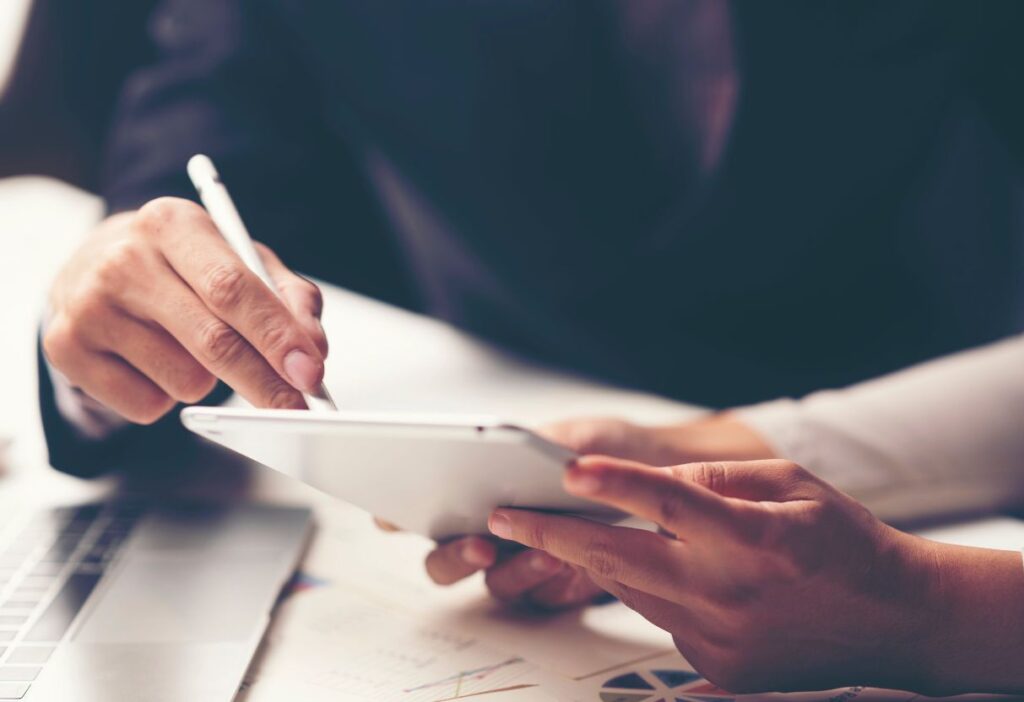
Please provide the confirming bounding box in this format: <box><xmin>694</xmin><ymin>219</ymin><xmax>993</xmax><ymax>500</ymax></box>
<box><xmin>0</xmin><ymin>0</ymin><xmax>127</xmax><ymax>465</ymax></box>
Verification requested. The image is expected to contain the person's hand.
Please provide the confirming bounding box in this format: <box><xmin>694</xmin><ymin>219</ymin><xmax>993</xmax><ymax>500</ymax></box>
<box><xmin>420</xmin><ymin>415</ymin><xmax>776</xmax><ymax>610</ymax></box>
<box><xmin>538</xmin><ymin>414</ymin><xmax>775</xmax><ymax>466</ymax></box>
<box><xmin>43</xmin><ymin>200</ymin><xmax>328</xmax><ymax>423</ymax></box>
<box><xmin>485</xmin><ymin>456</ymin><xmax>1024</xmax><ymax>694</ymax></box>
<box><xmin>416</xmin><ymin>418</ymin><xmax>645</xmax><ymax>610</ymax></box>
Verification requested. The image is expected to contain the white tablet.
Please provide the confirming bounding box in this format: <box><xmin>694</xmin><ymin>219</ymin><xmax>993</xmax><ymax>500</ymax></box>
<box><xmin>180</xmin><ymin>407</ymin><xmax>619</xmax><ymax>539</ymax></box>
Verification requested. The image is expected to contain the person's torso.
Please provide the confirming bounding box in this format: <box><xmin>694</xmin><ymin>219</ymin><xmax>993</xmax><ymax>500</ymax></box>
<box><xmin>273</xmin><ymin>0</ymin><xmax>1024</xmax><ymax>405</ymax></box>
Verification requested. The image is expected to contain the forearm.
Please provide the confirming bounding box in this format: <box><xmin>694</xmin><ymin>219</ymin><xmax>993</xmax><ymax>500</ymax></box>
<box><xmin>913</xmin><ymin>540</ymin><xmax>1024</xmax><ymax>694</ymax></box>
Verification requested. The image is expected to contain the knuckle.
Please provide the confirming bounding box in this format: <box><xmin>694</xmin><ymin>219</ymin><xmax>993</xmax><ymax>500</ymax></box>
<box><xmin>256</xmin><ymin>318</ymin><xmax>296</xmax><ymax>358</ymax></box>
<box><xmin>655</xmin><ymin>495</ymin><xmax>682</xmax><ymax>528</ymax></box>
<box><xmin>202</xmin><ymin>263</ymin><xmax>249</xmax><ymax>311</ymax></box>
<box><xmin>797</xmin><ymin>499</ymin><xmax>835</xmax><ymax>529</ymax></box>
<box><xmin>197</xmin><ymin>319</ymin><xmax>247</xmax><ymax>367</ymax></box>
<box><xmin>684</xmin><ymin>461</ymin><xmax>729</xmax><ymax>493</ymax></box>
<box><xmin>70</xmin><ymin>283</ymin><xmax>112</xmax><ymax>326</ymax></box>
<box><xmin>42</xmin><ymin>317</ymin><xmax>77</xmax><ymax>366</ymax></box>
<box><xmin>776</xmin><ymin>459</ymin><xmax>807</xmax><ymax>482</ymax></box>
<box><xmin>172</xmin><ymin>369</ymin><xmax>217</xmax><ymax>404</ymax></box>
<box><xmin>284</xmin><ymin>277</ymin><xmax>323</xmax><ymax>315</ymax></box>
<box><xmin>127</xmin><ymin>393</ymin><xmax>176</xmax><ymax>425</ymax></box>
<box><xmin>94</xmin><ymin>239</ymin><xmax>146</xmax><ymax>290</ymax></box>
<box><xmin>135</xmin><ymin>197</ymin><xmax>202</xmax><ymax>235</ymax></box>
<box><xmin>584</xmin><ymin>540</ymin><xmax>623</xmax><ymax>580</ymax></box>
<box><xmin>265</xmin><ymin>380</ymin><xmax>303</xmax><ymax>410</ymax></box>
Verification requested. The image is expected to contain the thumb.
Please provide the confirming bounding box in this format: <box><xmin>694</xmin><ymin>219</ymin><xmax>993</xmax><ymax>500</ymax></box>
<box><xmin>256</xmin><ymin>242</ymin><xmax>329</xmax><ymax>357</ymax></box>
<box><xmin>668</xmin><ymin>459</ymin><xmax>819</xmax><ymax>503</ymax></box>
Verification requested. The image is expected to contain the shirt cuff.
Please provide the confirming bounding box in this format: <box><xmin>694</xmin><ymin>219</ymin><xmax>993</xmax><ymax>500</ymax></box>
<box><xmin>731</xmin><ymin>397</ymin><xmax>805</xmax><ymax>463</ymax></box>
<box><xmin>732</xmin><ymin>396</ymin><xmax>901</xmax><ymax>500</ymax></box>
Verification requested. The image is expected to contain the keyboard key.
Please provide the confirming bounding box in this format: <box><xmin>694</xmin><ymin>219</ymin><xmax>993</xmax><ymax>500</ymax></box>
<box><xmin>0</xmin><ymin>557</ymin><xmax>22</xmax><ymax>571</ymax></box>
<box><xmin>0</xmin><ymin>603</ymin><xmax>35</xmax><ymax>612</ymax></box>
<box><xmin>0</xmin><ymin>668</ymin><xmax>39</xmax><ymax>682</ymax></box>
<box><xmin>103</xmin><ymin>518</ymin><xmax>137</xmax><ymax>534</ymax></box>
<box><xmin>61</xmin><ymin>519</ymin><xmax>92</xmax><ymax>533</ymax></box>
<box><xmin>24</xmin><ymin>573</ymin><xmax>100</xmax><ymax>642</ymax></box>
<box><xmin>111</xmin><ymin>503</ymin><xmax>146</xmax><ymax>519</ymax></box>
<box><xmin>6</xmin><ymin>648</ymin><xmax>52</xmax><ymax>665</ymax></box>
<box><xmin>0</xmin><ymin>617</ymin><xmax>27</xmax><ymax>627</ymax></box>
<box><xmin>82</xmin><ymin>548</ymin><xmax>105</xmax><ymax>565</ymax></box>
<box><xmin>0</xmin><ymin>682</ymin><xmax>29</xmax><ymax>699</ymax></box>
<box><xmin>28</xmin><ymin>563</ymin><xmax>62</xmax><ymax>577</ymax></box>
<box><xmin>9</xmin><ymin>591</ymin><xmax>42</xmax><ymax>603</ymax></box>
<box><xmin>38</xmin><ymin>546</ymin><xmax>73</xmax><ymax>564</ymax></box>
<box><xmin>0</xmin><ymin>633</ymin><xmax>14</xmax><ymax>643</ymax></box>
<box><xmin>69</xmin><ymin>506</ymin><xmax>101</xmax><ymax>522</ymax></box>
<box><xmin>17</xmin><ymin>577</ymin><xmax>54</xmax><ymax>591</ymax></box>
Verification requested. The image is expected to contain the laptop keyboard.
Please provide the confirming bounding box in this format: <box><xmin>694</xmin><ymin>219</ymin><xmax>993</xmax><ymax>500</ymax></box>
<box><xmin>0</xmin><ymin>503</ymin><xmax>142</xmax><ymax>700</ymax></box>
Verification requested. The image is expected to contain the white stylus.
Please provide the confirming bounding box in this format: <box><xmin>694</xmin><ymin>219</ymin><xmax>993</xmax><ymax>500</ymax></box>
<box><xmin>187</xmin><ymin>154</ymin><xmax>337</xmax><ymax>412</ymax></box>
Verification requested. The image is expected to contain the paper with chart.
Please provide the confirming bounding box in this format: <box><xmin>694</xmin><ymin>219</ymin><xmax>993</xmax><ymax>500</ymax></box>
<box><xmin>239</xmin><ymin>579</ymin><xmax>1020</xmax><ymax>702</ymax></box>
<box><xmin>236</xmin><ymin>500</ymin><xmax>1024</xmax><ymax>701</ymax></box>
<box><xmin>237</xmin><ymin>585</ymin><xmax>562</xmax><ymax>701</ymax></box>
<box><xmin>545</xmin><ymin>649</ymin><xmax>1020</xmax><ymax>702</ymax></box>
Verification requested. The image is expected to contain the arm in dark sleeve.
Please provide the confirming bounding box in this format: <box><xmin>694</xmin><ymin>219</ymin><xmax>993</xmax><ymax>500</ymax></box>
<box><xmin>42</xmin><ymin>0</ymin><xmax>413</xmax><ymax>476</ymax></box>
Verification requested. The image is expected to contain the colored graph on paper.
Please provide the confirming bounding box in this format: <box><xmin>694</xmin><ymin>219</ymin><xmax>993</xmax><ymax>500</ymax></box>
<box><xmin>403</xmin><ymin>656</ymin><xmax>530</xmax><ymax>700</ymax></box>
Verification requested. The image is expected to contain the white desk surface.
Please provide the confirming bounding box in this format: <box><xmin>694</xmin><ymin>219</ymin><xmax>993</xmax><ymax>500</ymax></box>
<box><xmin>1</xmin><ymin>177</ymin><xmax>1020</xmax><ymax>701</ymax></box>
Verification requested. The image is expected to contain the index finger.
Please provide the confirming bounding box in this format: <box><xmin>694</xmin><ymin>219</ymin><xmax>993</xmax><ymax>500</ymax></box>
<box><xmin>488</xmin><ymin>510</ymin><xmax>691</xmax><ymax>605</ymax></box>
<box><xmin>137</xmin><ymin>199</ymin><xmax>325</xmax><ymax>392</ymax></box>
<box><xmin>563</xmin><ymin>456</ymin><xmax>760</xmax><ymax>538</ymax></box>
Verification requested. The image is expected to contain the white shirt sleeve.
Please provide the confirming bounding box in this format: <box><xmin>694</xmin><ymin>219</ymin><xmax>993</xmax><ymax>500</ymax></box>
<box><xmin>736</xmin><ymin>335</ymin><xmax>1024</xmax><ymax>523</ymax></box>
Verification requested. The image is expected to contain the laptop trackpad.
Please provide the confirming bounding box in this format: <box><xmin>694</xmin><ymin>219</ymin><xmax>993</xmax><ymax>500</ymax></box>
<box><xmin>75</xmin><ymin>557</ymin><xmax>281</xmax><ymax>643</ymax></box>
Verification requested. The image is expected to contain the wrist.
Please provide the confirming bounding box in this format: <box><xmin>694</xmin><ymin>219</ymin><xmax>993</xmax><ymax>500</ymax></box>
<box><xmin>893</xmin><ymin>536</ymin><xmax>1024</xmax><ymax>694</ymax></box>
<box><xmin>649</xmin><ymin>413</ymin><xmax>777</xmax><ymax>465</ymax></box>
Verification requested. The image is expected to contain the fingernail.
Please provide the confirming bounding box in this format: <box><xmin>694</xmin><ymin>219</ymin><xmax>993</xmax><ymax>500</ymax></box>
<box><xmin>565</xmin><ymin>468</ymin><xmax>603</xmax><ymax>495</ymax></box>
<box><xmin>283</xmin><ymin>349</ymin><xmax>321</xmax><ymax>391</ymax></box>
<box><xmin>488</xmin><ymin>512</ymin><xmax>512</xmax><ymax>539</ymax></box>
<box><xmin>530</xmin><ymin>552</ymin><xmax>561</xmax><ymax>573</ymax></box>
<box><xmin>461</xmin><ymin>540</ymin><xmax>493</xmax><ymax>568</ymax></box>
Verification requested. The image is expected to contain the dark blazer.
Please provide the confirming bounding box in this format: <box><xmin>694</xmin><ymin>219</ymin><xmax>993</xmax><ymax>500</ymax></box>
<box><xmin>42</xmin><ymin>0</ymin><xmax>1024</xmax><ymax>475</ymax></box>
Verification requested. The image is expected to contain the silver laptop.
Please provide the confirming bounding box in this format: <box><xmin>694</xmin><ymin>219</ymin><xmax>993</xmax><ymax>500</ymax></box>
<box><xmin>0</xmin><ymin>500</ymin><xmax>312</xmax><ymax>701</ymax></box>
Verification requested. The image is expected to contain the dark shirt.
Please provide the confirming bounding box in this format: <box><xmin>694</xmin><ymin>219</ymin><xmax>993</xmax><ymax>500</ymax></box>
<box><xmin>42</xmin><ymin>0</ymin><xmax>1024</xmax><ymax>474</ymax></box>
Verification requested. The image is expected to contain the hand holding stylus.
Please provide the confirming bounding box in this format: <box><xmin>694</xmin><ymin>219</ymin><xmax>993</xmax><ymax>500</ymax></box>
<box><xmin>44</xmin><ymin>167</ymin><xmax>330</xmax><ymax>423</ymax></box>
<box><xmin>188</xmin><ymin>155</ymin><xmax>336</xmax><ymax>411</ymax></box>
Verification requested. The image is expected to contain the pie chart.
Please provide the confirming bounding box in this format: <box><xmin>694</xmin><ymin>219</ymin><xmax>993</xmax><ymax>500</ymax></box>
<box><xmin>598</xmin><ymin>669</ymin><xmax>734</xmax><ymax>702</ymax></box>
